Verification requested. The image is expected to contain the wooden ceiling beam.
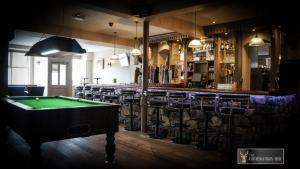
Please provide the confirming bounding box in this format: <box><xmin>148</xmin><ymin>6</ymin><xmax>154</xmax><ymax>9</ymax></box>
<box><xmin>16</xmin><ymin>24</ymin><xmax>134</xmax><ymax>48</ymax></box>
<box><xmin>150</xmin><ymin>16</ymin><xmax>205</xmax><ymax>38</ymax></box>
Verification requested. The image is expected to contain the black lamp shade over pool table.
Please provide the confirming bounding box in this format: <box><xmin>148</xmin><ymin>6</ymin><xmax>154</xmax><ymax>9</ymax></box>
<box><xmin>25</xmin><ymin>36</ymin><xmax>86</xmax><ymax>57</ymax></box>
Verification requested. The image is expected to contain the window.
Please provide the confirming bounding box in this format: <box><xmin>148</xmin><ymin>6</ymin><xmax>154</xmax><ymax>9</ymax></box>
<box><xmin>51</xmin><ymin>63</ymin><xmax>67</xmax><ymax>86</ymax></box>
<box><xmin>60</xmin><ymin>64</ymin><xmax>66</xmax><ymax>85</ymax></box>
<box><xmin>51</xmin><ymin>64</ymin><xmax>59</xmax><ymax>85</ymax></box>
<box><xmin>8</xmin><ymin>51</ymin><xmax>31</xmax><ymax>85</ymax></box>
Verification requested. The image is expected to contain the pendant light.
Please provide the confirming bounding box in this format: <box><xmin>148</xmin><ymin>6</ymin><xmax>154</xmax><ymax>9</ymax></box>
<box><xmin>188</xmin><ymin>9</ymin><xmax>201</xmax><ymax>48</ymax></box>
<box><xmin>249</xmin><ymin>30</ymin><xmax>265</xmax><ymax>46</ymax></box>
<box><xmin>110</xmin><ymin>31</ymin><xmax>120</xmax><ymax>60</ymax></box>
<box><xmin>130</xmin><ymin>21</ymin><xmax>142</xmax><ymax>56</ymax></box>
<box><xmin>249</xmin><ymin>8</ymin><xmax>265</xmax><ymax>47</ymax></box>
<box><xmin>25</xmin><ymin>5</ymin><xmax>86</xmax><ymax>57</ymax></box>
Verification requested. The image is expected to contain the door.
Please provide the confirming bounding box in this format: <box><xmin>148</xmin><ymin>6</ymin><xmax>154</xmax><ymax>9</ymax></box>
<box><xmin>48</xmin><ymin>58</ymin><xmax>72</xmax><ymax>96</ymax></box>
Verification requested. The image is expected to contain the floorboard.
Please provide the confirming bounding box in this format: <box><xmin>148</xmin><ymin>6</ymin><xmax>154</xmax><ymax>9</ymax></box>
<box><xmin>1</xmin><ymin>126</ymin><xmax>233</xmax><ymax>169</ymax></box>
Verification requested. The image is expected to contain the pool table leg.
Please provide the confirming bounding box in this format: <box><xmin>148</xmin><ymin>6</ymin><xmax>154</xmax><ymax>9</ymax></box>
<box><xmin>105</xmin><ymin>132</ymin><xmax>115</xmax><ymax>165</ymax></box>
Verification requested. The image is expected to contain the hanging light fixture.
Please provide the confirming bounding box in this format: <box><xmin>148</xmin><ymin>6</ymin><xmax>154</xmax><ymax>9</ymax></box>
<box><xmin>249</xmin><ymin>31</ymin><xmax>265</xmax><ymax>46</ymax></box>
<box><xmin>25</xmin><ymin>5</ymin><xmax>86</xmax><ymax>57</ymax></box>
<box><xmin>188</xmin><ymin>9</ymin><xmax>201</xmax><ymax>48</ymax></box>
<box><xmin>130</xmin><ymin>21</ymin><xmax>142</xmax><ymax>56</ymax></box>
<box><xmin>25</xmin><ymin>36</ymin><xmax>86</xmax><ymax>57</ymax></box>
<box><xmin>110</xmin><ymin>31</ymin><xmax>120</xmax><ymax>60</ymax></box>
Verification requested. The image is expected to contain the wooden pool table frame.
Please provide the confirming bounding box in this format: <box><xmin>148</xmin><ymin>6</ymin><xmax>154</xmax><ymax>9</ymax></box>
<box><xmin>1</xmin><ymin>96</ymin><xmax>119</xmax><ymax>164</ymax></box>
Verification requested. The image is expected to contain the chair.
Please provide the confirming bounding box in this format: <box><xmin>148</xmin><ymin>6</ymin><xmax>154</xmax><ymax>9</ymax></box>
<box><xmin>218</xmin><ymin>95</ymin><xmax>250</xmax><ymax>154</ymax></box>
<box><xmin>100</xmin><ymin>88</ymin><xmax>119</xmax><ymax>103</ymax></box>
<box><xmin>27</xmin><ymin>86</ymin><xmax>45</xmax><ymax>96</ymax></box>
<box><xmin>84</xmin><ymin>86</ymin><xmax>92</xmax><ymax>100</ymax></box>
<box><xmin>166</xmin><ymin>92</ymin><xmax>191</xmax><ymax>144</ymax></box>
<box><xmin>8</xmin><ymin>86</ymin><xmax>26</xmax><ymax>96</ymax></box>
<box><xmin>120</xmin><ymin>90</ymin><xmax>140</xmax><ymax>131</ymax></box>
<box><xmin>74</xmin><ymin>86</ymin><xmax>84</xmax><ymax>98</ymax></box>
<box><xmin>146</xmin><ymin>91</ymin><xmax>168</xmax><ymax>139</ymax></box>
<box><xmin>191</xmin><ymin>93</ymin><xmax>218</xmax><ymax>149</ymax></box>
<box><xmin>89</xmin><ymin>87</ymin><xmax>100</xmax><ymax>101</ymax></box>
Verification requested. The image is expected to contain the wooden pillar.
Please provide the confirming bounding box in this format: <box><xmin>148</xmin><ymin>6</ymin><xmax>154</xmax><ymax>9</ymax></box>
<box><xmin>141</xmin><ymin>20</ymin><xmax>149</xmax><ymax>133</ymax></box>
<box><xmin>214</xmin><ymin>37</ymin><xmax>221</xmax><ymax>85</ymax></box>
<box><xmin>271</xmin><ymin>28</ymin><xmax>280</xmax><ymax>89</ymax></box>
<box><xmin>235</xmin><ymin>32</ymin><xmax>243</xmax><ymax>89</ymax></box>
<box><xmin>0</xmin><ymin>29</ymin><xmax>14</xmax><ymax>96</ymax></box>
<box><xmin>183</xmin><ymin>41</ymin><xmax>188</xmax><ymax>80</ymax></box>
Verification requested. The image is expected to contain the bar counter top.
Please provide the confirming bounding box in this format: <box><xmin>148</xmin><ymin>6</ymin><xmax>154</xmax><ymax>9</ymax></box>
<box><xmin>124</xmin><ymin>86</ymin><xmax>296</xmax><ymax>96</ymax></box>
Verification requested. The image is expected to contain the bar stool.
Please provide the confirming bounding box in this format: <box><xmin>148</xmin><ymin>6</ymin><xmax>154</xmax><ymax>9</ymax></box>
<box><xmin>191</xmin><ymin>93</ymin><xmax>218</xmax><ymax>149</ymax></box>
<box><xmin>167</xmin><ymin>92</ymin><xmax>191</xmax><ymax>144</ymax></box>
<box><xmin>218</xmin><ymin>95</ymin><xmax>250</xmax><ymax>154</ymax></box>
<box><xmin>83</xmin><ymin>85</ymin><xmax>92</xmax><ymax>100</ymax></box>
<box><xmin>146</xmin><ymin>91</ymin><xmax>168</xmax><ymax>139</ymax></box>
<box><xmin>74</xmin><ymin>86</ymin><xmax>84</xmax><ymax>98</ymax></box>
<box><xmin>91</xmin><ymin>86</ymin><xmax>101</xmax><ymax>101</ymax></box>
<box><xmin>120</xmin><ymin>89</ymin><xmax>140</xmax><ymax>131</ymax></box>
<box><xmin>100</xmin><ymin>88</ymin><xmax>119</xmax><ymax>103</ymax></box>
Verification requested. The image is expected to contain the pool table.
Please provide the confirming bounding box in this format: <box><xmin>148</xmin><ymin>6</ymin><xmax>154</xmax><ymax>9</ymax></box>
<box><xmin>1</xmin><ymin>96</ymin><xmax>119</xmax><ymax>164</ymax></box>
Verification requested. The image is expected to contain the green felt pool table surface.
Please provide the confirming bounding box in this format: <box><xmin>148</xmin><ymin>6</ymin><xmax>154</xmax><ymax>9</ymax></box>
<box><xmin>11</xmin><ymin>96</ymin><xmax>105</xmax><ymax>109</ymax></box>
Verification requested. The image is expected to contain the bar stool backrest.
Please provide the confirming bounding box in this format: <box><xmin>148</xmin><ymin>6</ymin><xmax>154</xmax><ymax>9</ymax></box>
<box><xmin>76</xmin><ymin>86</ymin><xmax>83</xmax><ymax>91</ymax></box>
<box><xmin>101</xmin><ymin>88</ymin><xmax>115</xmax><ymax>95</ymax></box>
<box><xmin>120</xmin><ymin>90</ymin><xmax>136</xmax><ymax>96</ymax></box>
<box><xmin>147</xmin><ymin>91</ymin><xmax>167</xmax><ymax>102</ymax></box>
<box><xmin>84</xmin><ymin>86</ymin><xmax>91</xmax><ymax>91</ymax></box>
<box><xmin>219</xmin><ymin>95</ymin><xmax>250</xmax><ymax>110</ymax></box>
<box><xmin>91</xmin><ymin>87</ymin><xmax>100</xmax><ymax>92</ymax></box>
<box><xmin>167</xmin><ymin>92</ymin><xmax>188</xmax><ymax>108</ymax></box>
<box><xmin>192</xmin><ymin>93</ymin><xmax>217</xmax><ymax>112</ymax></box>
<box><xmin>120</xmin><ymin>90</ymin><xmax>139</xmax><ymax>104</ymax></box>
<box><xmin>168</xmin><ymin>92</ymin><xmax>186</xmax><ymax>99</ymax></box>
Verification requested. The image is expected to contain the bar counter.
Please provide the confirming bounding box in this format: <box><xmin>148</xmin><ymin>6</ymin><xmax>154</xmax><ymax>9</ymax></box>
<box><xmin>121</xmin><ymin>86</ymin><xmax>296</xmax><ymax>109</ymax></box>
<box><xmin>124</xmin><ymin>86</ymin><xmax>295</xmax><ymax>96</ymax></box>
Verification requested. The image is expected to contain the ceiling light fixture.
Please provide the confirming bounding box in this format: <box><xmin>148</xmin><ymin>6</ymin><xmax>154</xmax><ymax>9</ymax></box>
<box><xmin>25</xmin><ymin>36</ymin><xmax>86</xmax><ymax>57</ymax></box>
<box><xmin>110</xmin><ymin>31</ymin><xmax>120</xmax><ymax>60</ymax></box>
<box><xmin>188</xmin><ymin>9</ymin><xmax>201</xmax><ymax>48</ymax></box>
<box><xmin>130</xmin><ymin>21</ymin><xmax>141</xmax><ymax>56</ymax></box>
<box><xmin>249</xmin><ymin>29</ymin><xmax>265</xmax><ymax>46</ymax></box>
<box><xmin>26</xmin><ymin>6</ymin><xmax>86</xmax><ymax>57</ymax></box>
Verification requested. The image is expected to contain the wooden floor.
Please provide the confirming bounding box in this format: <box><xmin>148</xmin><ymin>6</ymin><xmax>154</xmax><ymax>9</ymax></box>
<box><xmin>1</xmin><ymin>126</ymin><xmax>237</xmax><ymax>169</ymax></box>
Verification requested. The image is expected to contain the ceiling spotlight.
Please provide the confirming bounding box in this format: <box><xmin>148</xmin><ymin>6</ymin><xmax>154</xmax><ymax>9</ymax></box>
<box><xmin>224</xmin><ymin>32</ymin><xmax>228</xmax><ymax>35</ymax></box>
<box><xmin>72</xmin><ymin>12</ymin><xmax>85</xmax><ymax>21</ymax></box>
<box><xmin>212</xmin><ymin>21</ymin><xmax>216</xmax><ymax>24</ymax></box>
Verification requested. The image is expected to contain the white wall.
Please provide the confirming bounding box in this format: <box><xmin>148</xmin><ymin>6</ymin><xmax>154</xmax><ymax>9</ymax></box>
<box><xmin>93</xmin><ymin>48</ymin><xmax>139</xmax><ymax>85</ymax></box>
<box><xmin>86</xmin><ymin>53</ymin><xmax>94</xmax><ymax>84</ymax></box>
